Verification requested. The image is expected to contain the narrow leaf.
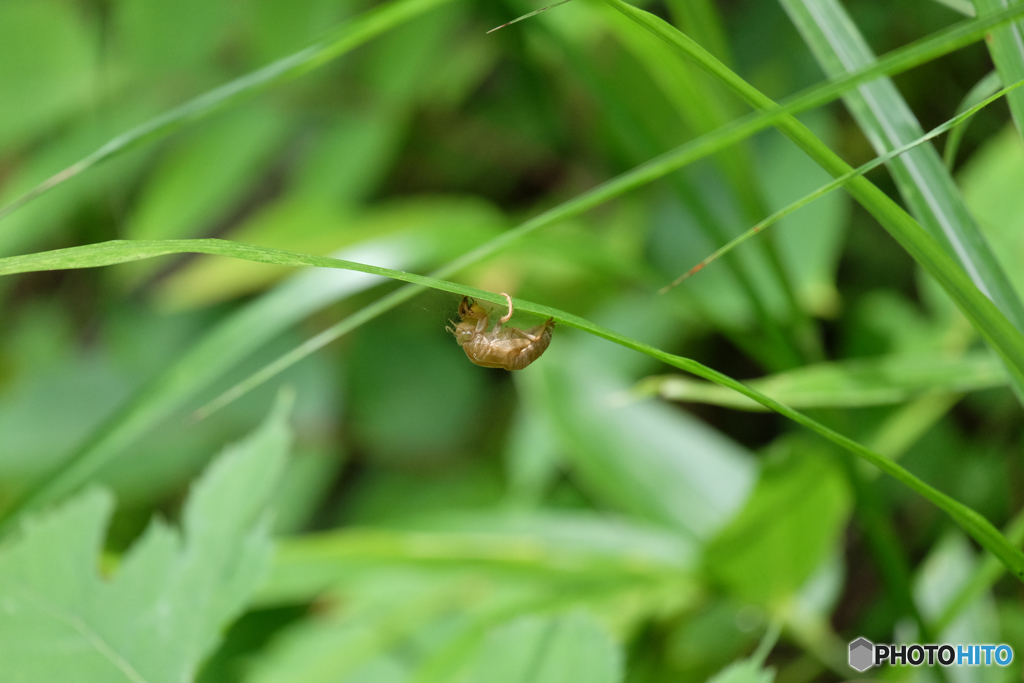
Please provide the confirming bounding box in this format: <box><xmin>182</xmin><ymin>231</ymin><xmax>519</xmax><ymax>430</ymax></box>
<box><xmin>0</xmin><ymin>0</ymin><xmax>455</xmax><ymax>224</ymax></box>
<box><xmin>603</xmin><ymin>0</ymin><xmax>1024</xmax><ymax>412</ymax></box>
<box><xmin>197</xmin><ymin>3</ymin><xmax>1024</xmax><ymax>417</ymax></box>
<box><xmin>639</xmin><ymin>352</ymin><xmax>1007</xmax><ymax>411</ymax></box>
<box><xmin>779</xmin><ymin>0</ymin><xmax>1024</xmax><ymax>337</ymax></box>
<box><xmin>945</xmin><ymin>70</ymin><xmax>1002</xmax><ymax>169</ymax></box>
<box><xmin>1</xmin><ymin>238</ymin><xmax>1023</xmax><ymax>582</ymax></box>
<box><xmin>264</xmin><ymin>512</ymin><xmax>694</xmax><ymax>604</ymax></box>
<box><xmin>661</xmin><ymin>75</ymin><xmax>1024</xmax><ymax>292</ymax></box>
<box><xmin>973</xmin><ymin>0</ymin><xmax>1024</xmax><ymax>137</ymax></box>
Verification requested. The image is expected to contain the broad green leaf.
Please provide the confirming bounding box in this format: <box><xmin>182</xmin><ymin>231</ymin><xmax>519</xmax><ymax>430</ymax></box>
<box><xmin>935</xmin><ymin>513</ymin><xmax>1024</xmax><ymax>633</ymax></box>
<box><xmin>0</xmin><ymin>299</ymin><xmax>333</xmax><ymax>508</ymax></box>
<box><xmin>0</xmin><ymin>0</ymin><xmax>96</xmax><ymax>152</ymax></box>
<box><xmin>0</xmin><ymin>348</ymin><xmax>132</xmax><ymax>482</ymax></box>
<box><xmin>915</xmin><ymin>534</ymin><xmax>1001</xmax><ymax>671</ymax></box>
<box><xmin>640</xmin><ymin>352</ymin><xmax>1006</xmax><ymax>411</ymax></box>
<box><xmin>706</xmin><ymin>659</ymin><xmax>775</xmax><ymax>683</ymax></box>
<box><xmin>518</xmin><ymin>310</ymin><xmax>756</xmax><ymax>541</ymax></box>
<box><xmin>289</xmin><ymin>111</ymin><xmax>404</xmax><ymax>206</ymax></box>
<box><xmin>972</xmin><ymin>0</ymin><xmax>1024</xmax><ymax>137</ymax></box>
<box><xmin>0</xmin><ymin>397</ymin><xmax>292</xmax><ymax>682</ymax></box>
<box><xmin>960</xmin><ymin>126</ymin><xmax>1024</xmax><ymax>299</ymax></box>
<box><xmin>778</xmin><ymin>0</ymin><xmax>1024</xmax><ymax>338</ymax></box>
<box><xmin>336</xmin><ymin>460</ymin><xmax>504</xmax><ymax>526</ymax></box>
<box><xmin>706</xmin><ymin>440</ymin><xmax>852</xmax><ymax>605</ymax></box>
<box><xmin>502</xmin><ymin>400</ymin><xmax>565</xmax><ymax>506</ymax></box>
<box><xmin>247</xmin><ymin>0</ymin><xmax>348</xmax><ymax>64</ymax></box>
<box><xmin>344</xmin><ymin>310</ymin><xmax>490</xmax><ymax>465</ymax></box>
<box><xmin>271</xmin><ymin>448</ymin><xmax>344</xmax><ymax>535</ymax></box>
<box><xmin>126</xmin><ymin>106</ymin><xmax>289</xmax><ymax>243</ymax></box>
<box><xmin>457</xmin><ymin>611</ymin><xmax>622</xmax><ymax>683</ymax></box>
<box><xmin>113</xmin><ymin>0</ymin><xmax>232</xmax><ymax>77</ymax></box>
<box><xmin>754</xmin><ymin>114</ymin><xmax>848</xmax><ymax>317</ymax></box>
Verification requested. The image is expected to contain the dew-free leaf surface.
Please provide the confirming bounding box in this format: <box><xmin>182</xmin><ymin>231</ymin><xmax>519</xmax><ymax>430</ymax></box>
<box><xmin>0</xmin><ymin>398</ymin><xmax>291</xmax><ymax>682</ymax></box>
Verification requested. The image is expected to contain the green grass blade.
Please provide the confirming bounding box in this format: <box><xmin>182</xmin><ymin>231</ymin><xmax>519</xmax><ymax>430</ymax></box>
<box><xmin>603</xmin><ymin>0</ymin><xmax>1024</xmax><ymax>399</ymax></box>
<box><xmin>664</xmin><ymin>0</ymin><xmax>734</xmax><ymax>64</ymax></box>
<box><xmin>780</xmin><ymin>0</ymin><xmax>1024</xmax><ymax>335</ymax></box>
<box><xmin>5</xmin><ymin>2</ymin><xmax>1023</xmax><ymax>526</ymax></box>
<box><xmin>206</xmin><ymin>0</ymin><xmax>1024</xmax><ymax>413</ymax></box>
<box><xmin>662</xmin><ymin>76</ymin><xmax>1024</xmax><ymax>291</ymax></box>
<box><xmin>972</xmin><ymin>0</ymin><xmax>1024</xmax><ymax>137</ymax></box>
<box><xmin>596</xmin><ymin>6</ymin><xmax>815</xmax><ymax>363</ymax></box>
<box><xmin>3</xmin><ymin>239</ymin><xmax>1022</xmax><ymax>580</ymax></box>
<box><xmin>0</xmin><ymin>0</ymin><xmax>454</xmax><ymax>224</ymax></box>
<box><xmin>945</xmin><ymin>70</ymin><xmax>1002</xmax><ymax>169</ymax></box>
<box><xmin>868</xmin><ymin>394</ymin><xmax>963</xmax><ymax>461</ymax></box>
<box><xmin>0</xmin><ymin>0</ymin><xmax>1020</xmax><ymax>234</ymax></box>
<box><xmin>487</xmin><ymin>0</ymin><xmax>575</xmax><ymax>33</ymax></box>
<box><xmin>190</xmin><ymin>13</ymin><xmax>1024</xmax><ymax>415</ymax></box>
<box><xmin>637</xmin><ymin>351</ymin><xmax>1006</xmax><ymax>410</ymax></box>
<box><xmin>536</xmin><ymin>15</ymin><xmax>806</xmax><ymax>367</ymax></box>
<box><xmin>7</xmin><ymin>0</ymin><xmax>1019</xmax><ymax>443</ymax></box>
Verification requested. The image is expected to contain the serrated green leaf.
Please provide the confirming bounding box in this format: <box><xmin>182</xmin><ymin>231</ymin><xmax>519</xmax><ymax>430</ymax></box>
<box><xmin>0</xmin><ymin>396</ymin><xmax>292</xmax><ymax>682</ymax></box>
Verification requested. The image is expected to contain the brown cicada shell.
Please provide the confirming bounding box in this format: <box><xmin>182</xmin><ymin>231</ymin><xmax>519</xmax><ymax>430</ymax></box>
<box><xmin>446</xmin><ymin>294</ymin><xmax>554</xmax><ymax>371</ymax></box>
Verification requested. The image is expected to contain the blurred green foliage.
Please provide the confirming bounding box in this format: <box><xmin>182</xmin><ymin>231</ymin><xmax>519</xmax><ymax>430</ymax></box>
<box><xmin>2</xmin><ymin>0</ymin><xmax>1024</xmax><ymax>681</ymax></box>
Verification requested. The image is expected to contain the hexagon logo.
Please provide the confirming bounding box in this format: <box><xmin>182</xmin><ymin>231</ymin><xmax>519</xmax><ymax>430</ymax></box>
<box><xmin>849</xmin><ymin>637</ymin><xmax>874</xmax><ymax>672</ymax></box>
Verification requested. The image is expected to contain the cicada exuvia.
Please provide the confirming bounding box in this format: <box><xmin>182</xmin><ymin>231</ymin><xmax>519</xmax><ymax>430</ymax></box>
<box><xmin>446</xmin><ymin>294</ymin><xmax>554</xmax><ymax>371</ymax></box>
